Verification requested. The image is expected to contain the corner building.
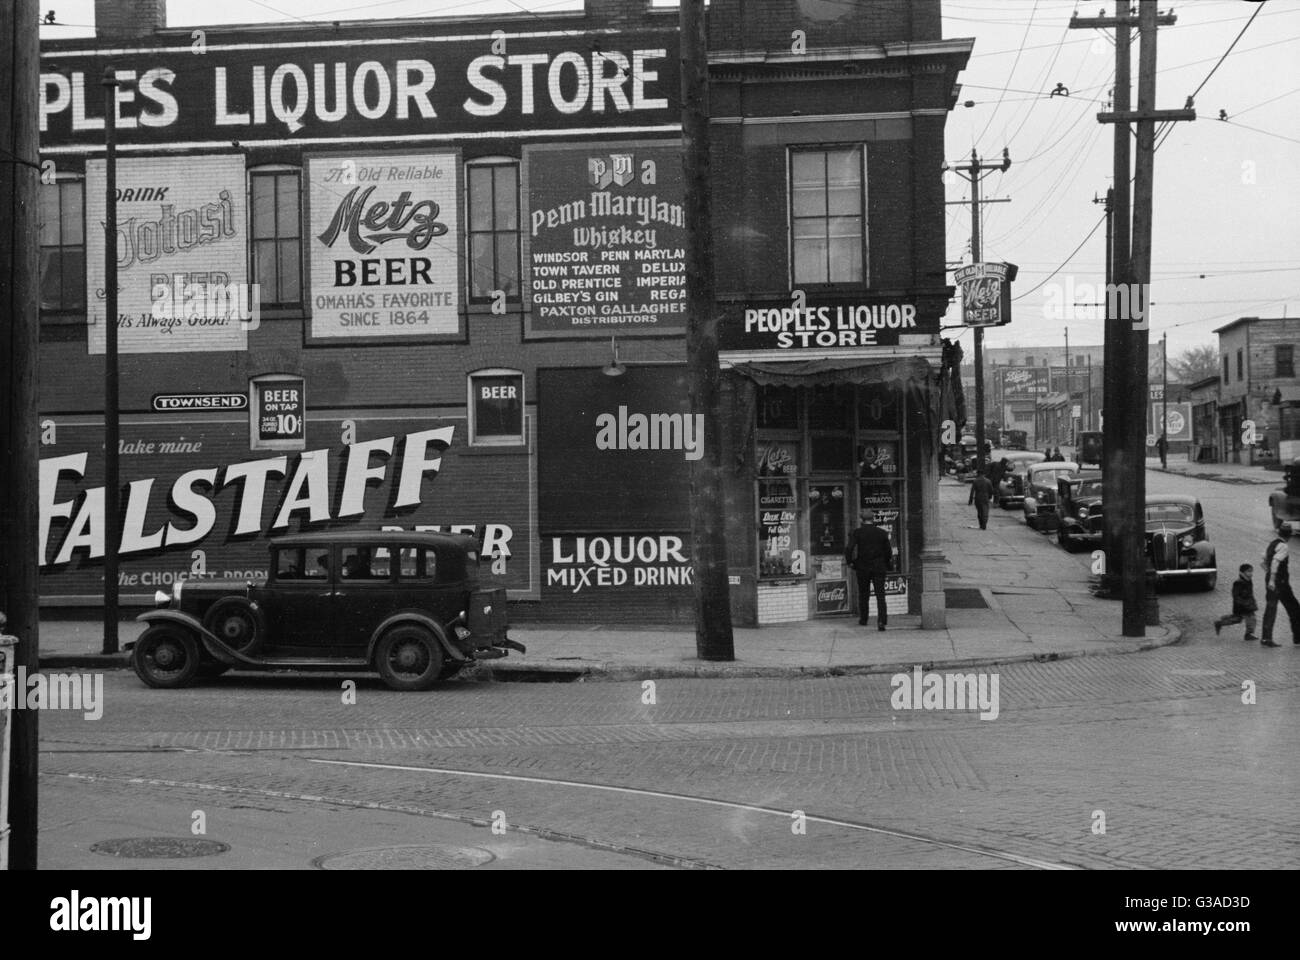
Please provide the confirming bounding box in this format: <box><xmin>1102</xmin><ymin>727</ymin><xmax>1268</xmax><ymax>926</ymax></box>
<box><xmin>36</xmin><ymin>0</ymin><xmax>970</xmax><ymax>627</ymax></box>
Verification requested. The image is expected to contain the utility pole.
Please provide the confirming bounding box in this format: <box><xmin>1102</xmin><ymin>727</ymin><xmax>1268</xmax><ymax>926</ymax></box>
<box><xmin>1091</xmin><ymin>187</ymin><xmax>1112</xmax><ymax>438</ymax></box>
<box><xmin>680</xmin><ymin>0</ymin><xmax>734</xmax><ymax>660</ymax></box>
<box><xmin>1072</xmin><ymin>2</ymin><xmax>1191</xmax><ymax>635</ymax></box>
<box><xmin>1161</xmin><ymin>330</ymin><xmax>1169</xmax><ymax>468</ymax></box>
<box><xmin>1065</xmin><ymin>326</ymin><xmax>1072</xmax><ymax>446</ymax></box>
<box><xmin>0</xmin><ymin>0</ymin><xmax>41</xmax><ymax>870</ymax></box>
<box><xmin>103</xmin><ymin>68</ymin><xmax>121</xmax><ymax>654</ymax></box>
<box><xmin>949</xmin><ymin>148</ymin><xmax>1011</xmax><ymax>475</ymax></box>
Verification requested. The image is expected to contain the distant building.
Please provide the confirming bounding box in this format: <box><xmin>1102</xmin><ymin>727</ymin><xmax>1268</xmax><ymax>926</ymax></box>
<box><xmin>1213</xmin><ymin>316</ymin><xmax>1300</xmax><ymax>465</ymax></box>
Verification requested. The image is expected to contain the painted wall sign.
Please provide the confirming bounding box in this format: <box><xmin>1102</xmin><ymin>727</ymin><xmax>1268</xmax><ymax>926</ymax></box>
<box><xmin>250</xmin><ymin>375</ymin><xmax>306</xmax><ymax>451</ymax></box>
<box><xmin>523</xmin><ymin>140</ymin><xmax>686</xmax><ymax>337</ymax></box>
<box><xmin>538</xmin><ymin>366</ymin><xmax>693</xmax><ymax>531</ymax></box>
<box><xmin>306</xmin><ymin>153</ymin><xmax>460</xmax><ymax>340</ymax></box>
<box><xmin>39</xmin><ymin>35</ymin><xmax>679</xmax><ymax>148</ymax></box>
<box><xmin>955</xmin><ymin>261</ymin><xmax>1017</xmax><ymax>327</ymax></box>
<box><xmin>85</xmin><ymin>153</ymin><xmax>250</xmax><ymax>354</ymax></box>
<box><xmin>999</xmin><ymin>366</ymin><xmax>1050</xmax><ymax>400</ymax></box>
<box><xmin>36</xmin><ymin>415</ymin><xmax>531</xmax><ymax>600</ymax></box>
<box><xmin>152</xmin><ymin>393</ymin><xmax>247</xmax><ymax>411</ymax></box>
<box><xmin>1152</xmin><ymin>402</ymin><xmax>1193</xmax><ymax>442</ymax></box>
<box><xmin>543</xmin><ymin>533</ymin><xmax>692</xmax><ymax>593</ymax></box>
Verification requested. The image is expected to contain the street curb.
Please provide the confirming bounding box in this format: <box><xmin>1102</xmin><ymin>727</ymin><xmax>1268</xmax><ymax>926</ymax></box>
<box><xmin>474</xmin><ymin>624</ymin><xmax>1183</xmax><ymax>681</ymax></box>
<box><xmin>36</xmin><ymin>625</ymin><xmax>1182</xmax><ymax>678</ymax></box>
<box><xmin>1149</xmin><ymin>466</ymin><xmax>1279</xmax><ymax>486</ymax></box>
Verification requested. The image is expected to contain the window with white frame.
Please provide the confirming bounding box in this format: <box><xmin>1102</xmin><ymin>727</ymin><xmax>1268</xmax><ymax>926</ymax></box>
<box><xmin>468</xmin><ymin>369</ymin><xmax>525</xmax><ymax>445</ymax></box>
<box><xmin>789</xmin><ymin>146</ymin><xmax>865</xmax><ymax>286</ymax></box>
<box><xmin>250</xmin><ymin>166</ymin><xmax>302</xmax><ymax>306</ymax></box>
<box><xmin>466</xmin><ymin>160</ymin><xmax>520</xmax><ymax>302</ymax></box>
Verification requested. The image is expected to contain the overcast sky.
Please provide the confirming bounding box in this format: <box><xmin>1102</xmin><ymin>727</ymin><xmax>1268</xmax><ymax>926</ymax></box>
<box><xmin>40</xmin><ymin>0</ymin><xmax>1300</xmax><ymax>359</ymax></box>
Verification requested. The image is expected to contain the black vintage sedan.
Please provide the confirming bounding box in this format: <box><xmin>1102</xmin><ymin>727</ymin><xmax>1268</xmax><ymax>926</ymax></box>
<box><xmin>1144</xmin><ymin>495</ymin><xmax>1217</xmax><ymax>590</ymax></box>
<box><xmin>996</xmin><ymin>451</ymin><xmax>1047</xmax><ymax>508</ymax></box>
<box><xmin>1056</xmin><ymin>476</ymin><xmax>1105</xmax><ymax>551</ymax></box>
<box><xmin>130</xmin><ymin>530</ymin><xmax>524</xmax><ymax>690</ymax></box>
<box><xmin>1021</xmin><ymin>461</ymin><xmax>1086</xmax><ymax>531</ymax></box>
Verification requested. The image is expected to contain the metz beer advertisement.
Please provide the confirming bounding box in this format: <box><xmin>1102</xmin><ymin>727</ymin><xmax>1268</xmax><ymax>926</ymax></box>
<box><xmin>523</xmin><ymin>140</ymin><xmax>686</xmax><ymax>337</ymax></box>
<box><xmin>306</xmin><ymin>153</ymin><xmax>460</xmax><ymax>340</ymax></box>
<box><xmin>85</xmin><ymin>153</ymin><xmax>250</xmax><ymax>355</ymax></box>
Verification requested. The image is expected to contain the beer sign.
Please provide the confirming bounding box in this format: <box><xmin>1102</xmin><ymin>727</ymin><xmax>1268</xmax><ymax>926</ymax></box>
<box><xmin>955</xmin><ymin>261</ymin><xmax>1018</xmax><ymax>327</ymax></box>
<box><xmin>250</xmin><ymin>374</ymin><xmax>306</xmax><ymax>451</ymax></box>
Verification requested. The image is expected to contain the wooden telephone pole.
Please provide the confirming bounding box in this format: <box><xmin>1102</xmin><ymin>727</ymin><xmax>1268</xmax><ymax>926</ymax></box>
<box><xmin>680</xmin><ymin>0</ymin><xmax>734</xmax><ymax>660</ymax></box>
<box><xmin>0</xmin><ymin>0</ymin><xmax>41</xmax><ymax>870</ymax></box>
<box><xmin>1071</xmin><ymin>2</ymin><xmax>1193</xmax><ymax>636</ymax></box>
<box><xmin>949</xmin><ymin>149</ymin><xmax>1011</xmax><ymax>472</ymax></box>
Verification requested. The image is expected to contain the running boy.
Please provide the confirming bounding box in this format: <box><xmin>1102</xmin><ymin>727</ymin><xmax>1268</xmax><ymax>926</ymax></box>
<box><xmin>1214</xmin><ymin>563</ymin><xmax>1258</xmax><ymax>641</ymax></box>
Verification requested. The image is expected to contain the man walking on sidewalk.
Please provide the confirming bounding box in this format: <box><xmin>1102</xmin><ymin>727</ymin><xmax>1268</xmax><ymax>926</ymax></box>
<box><xmin>969</xmin><ymin>469</ymin><xmax>994</xmax><ymax>530</ymax></box>
<box><xmin>846</xmin><ymin>510</ymin><xmax>892</xmax><ymax>631</ymax></box>
<box><xmin>1261</xmin><ymin>523</ymin><xmax>1298</xmax><ymax>647</ymax></box>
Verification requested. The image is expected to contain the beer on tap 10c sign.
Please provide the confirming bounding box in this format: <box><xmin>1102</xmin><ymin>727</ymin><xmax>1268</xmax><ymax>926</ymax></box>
<box><xmin>306</xmin><ymin>153</ymin><xmax>461</xmax><ymax>341</ymax></box>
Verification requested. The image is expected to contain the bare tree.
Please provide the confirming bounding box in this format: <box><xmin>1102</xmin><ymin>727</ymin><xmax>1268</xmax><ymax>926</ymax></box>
<box><xmin>1170</xmin><ymin>344</ymin><xmax>1219</xmax><ymax>384</ymax></box>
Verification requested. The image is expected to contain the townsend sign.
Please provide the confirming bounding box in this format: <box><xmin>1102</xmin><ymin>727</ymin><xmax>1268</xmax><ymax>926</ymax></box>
<box><xmin>39</xmin><ymin>35</ymin><xmax>679</xmax><ymax>149</ymax></box>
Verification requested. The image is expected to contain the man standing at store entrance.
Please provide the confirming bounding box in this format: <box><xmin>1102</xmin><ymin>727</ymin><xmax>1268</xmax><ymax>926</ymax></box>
<box><xmin>846</xmin><ymin>510</ymin><xmax>893</xmax><ymax>631</ymax></box>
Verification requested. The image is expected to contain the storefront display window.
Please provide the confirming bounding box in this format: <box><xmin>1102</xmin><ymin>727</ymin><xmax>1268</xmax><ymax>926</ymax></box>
<box><xmin>757</xmin><ymin>437</ymin><xmax>801</xmax><ymax>579</ymax></box>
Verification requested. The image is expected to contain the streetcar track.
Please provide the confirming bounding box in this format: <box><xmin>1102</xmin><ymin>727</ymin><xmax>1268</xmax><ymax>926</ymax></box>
<box><xmin>308</xmin><ymin>756</ymin><xmax>1078</xmax><ymax>869</ymax></box>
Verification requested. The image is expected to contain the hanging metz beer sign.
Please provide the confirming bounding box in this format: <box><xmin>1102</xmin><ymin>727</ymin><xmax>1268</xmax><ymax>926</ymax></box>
<box><xmin>955</xmin><ymin>261</ymin><xmax>1018</xmax><ymax>327</ymax></box>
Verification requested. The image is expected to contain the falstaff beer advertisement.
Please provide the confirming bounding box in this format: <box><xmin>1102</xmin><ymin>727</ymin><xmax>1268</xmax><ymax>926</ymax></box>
<box><xmin>85</xmin><ymin>153</ymin><xmax>251</xmax><ymax>355</ymax></box>
<box><xmin>306</xmin><ymin>152</ymin><xmax>461</xmax><ymax>341</ymax></box>
<box><xmin>37</xmin><ymin>408</ymin><xmax>532</xmax><ymax>601</ymax></box>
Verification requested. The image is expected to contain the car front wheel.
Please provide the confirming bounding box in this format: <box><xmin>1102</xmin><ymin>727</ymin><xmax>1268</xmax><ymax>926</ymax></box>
<box><xmin>374</xmin><ymin>625</ymin><xmax>445</xmax><ymax>691</ymax></box>
<box><xmin>133</xmin><ymin>626</ymin><xmax>201</xmax><ymax>689</ymax></box>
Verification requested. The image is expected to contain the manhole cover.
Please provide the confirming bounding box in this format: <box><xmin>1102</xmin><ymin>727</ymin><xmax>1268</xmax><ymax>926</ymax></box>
<box><xmin>314</xmin><ymin>844</ymin><xmax>496</xmax><ymax>870</ymax></box>
<box><xmin>90</xmin><ymin>837</ymin><xmax>230</xmax><ymax>859</ymax></box>
<box><xmin>945</xmin><ymin>587</ymin><xmax>989</xmax><ymax>609</ymax></box>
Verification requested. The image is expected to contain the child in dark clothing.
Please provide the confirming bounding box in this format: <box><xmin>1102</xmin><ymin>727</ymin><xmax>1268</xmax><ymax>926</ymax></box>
<box><xmin>1214</xmin><ymin>563</ymin><xmax>1258</xmax><ymax>640</ymax></box>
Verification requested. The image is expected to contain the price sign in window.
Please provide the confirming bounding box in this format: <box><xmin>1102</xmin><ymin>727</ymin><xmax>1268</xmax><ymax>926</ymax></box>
<box><xmin>249</xmin><ymin>374</ymin><xmax>307</xmax><ymax>451</ymax></box>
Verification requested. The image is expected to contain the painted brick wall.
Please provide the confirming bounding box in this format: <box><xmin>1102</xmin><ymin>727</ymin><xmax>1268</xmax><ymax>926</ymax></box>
<box><xmin>95</xmin><ymin>0</ymin><xmax>166</xmax><ymax>40</ymax></box>
<box><xmin>757</xmin><ymin>582</ymin><xmax>807</xmax><ymax>624</ymax></box>
<box><xmin>710</xmin><ymin>0</ymin><xmax>940</xmax><ymax>51</ymax></box>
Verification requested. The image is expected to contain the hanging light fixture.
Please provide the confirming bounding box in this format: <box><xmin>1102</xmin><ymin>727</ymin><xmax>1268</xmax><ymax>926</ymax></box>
<box><xmin>602</xmin><ymin>336</ymin><xmax>626</xmax><ymax>377</ymax></box>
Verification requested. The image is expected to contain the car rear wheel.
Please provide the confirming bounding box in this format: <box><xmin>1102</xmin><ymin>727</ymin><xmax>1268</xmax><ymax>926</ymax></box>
<box><xmin>133</xmin><ymin>626</ymin><xmax>201</xmax><ymax>689</ymax></box>
<box><xmin>374</xmin><ymin>625</ymin><xmax>444</xmax><ymax>691</ymax></box>
<box><xmin>203</xmin><ymin>597</ymin><xmax>264</xmax><ymax>655</ymax></box>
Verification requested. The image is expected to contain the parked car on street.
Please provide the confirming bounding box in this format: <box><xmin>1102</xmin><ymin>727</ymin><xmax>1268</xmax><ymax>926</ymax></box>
<box><xmin>995</xmin><ymin>450</ymin><xmax>1047</xmax><ymax>508</ymax></box>
<box><xmin>1268</xmin><ymin>456</ymin><xmax>1300</xmax><ymax>530</ymax></box>
<box><xmin>1056</xmin><ymin>475</ymin><xmax>1106</xmax><ymax>551</ymax></box>
<box><xmin>130</xmin><ymin>530</ymin><xmax>524</xmax><ymax>690</ymax></box>
<box><xmin>1021</xmin><ymin>461</ymin><xmax>1086</xmax><ymax>531</ymax></box>
<box><xmin>1076</xmin><ymin>430</ymin><xmax>1103</xmax><ymax>468</ymax></box>
<box><xmin>1000</xmin><ymin>429</ymin><xmax>1028</xmax><ymax>451</ymax></box>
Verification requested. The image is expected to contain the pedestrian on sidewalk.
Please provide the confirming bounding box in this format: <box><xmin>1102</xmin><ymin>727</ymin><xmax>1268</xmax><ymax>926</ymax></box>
<box><xmin>845</xmin><ymin>510</ymin><xmax>892</xmax><ymax>631</ymax></box>
<box><xmin>1260</xmin><ymin>522</ymin><xmax>1298</xmax><ymax>647</ymax></box>
<box><xmin>1214</xmin><ymin>563</ymin><xmax>1258</xmax><ymax>641</ymax></box>
<box><xmin>969</xmin><ymin>469</ymin><xmax>994</xmax><ymax>530</ymax></box>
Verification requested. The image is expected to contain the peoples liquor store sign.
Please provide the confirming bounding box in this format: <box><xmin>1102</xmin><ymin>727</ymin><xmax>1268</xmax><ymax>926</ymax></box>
<box><xmin>39</xmin><ymin>36</ymin><xmax>678</xmax><ymax>146</ymax></box>
<box><xmin>36</xmin><ymin>426</ymin><xmax>510</xmax><ymax>568</ymax></box>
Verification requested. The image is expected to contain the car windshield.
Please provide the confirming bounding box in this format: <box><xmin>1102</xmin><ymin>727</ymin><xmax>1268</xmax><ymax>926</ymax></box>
<box><xmin>1075</xmin><ymin>480</ymin><xmax>1103</xmax><ymax>498</ymax></box>
<box><xmin>1146</xmin><ymin>502</ymin><xmax>1195</xmax><ymax>525</ymax></box>
<box><xmin>1032</xmin><ymin>467</ymin><xmax>1074</xmax><ymax>483</ymax></box>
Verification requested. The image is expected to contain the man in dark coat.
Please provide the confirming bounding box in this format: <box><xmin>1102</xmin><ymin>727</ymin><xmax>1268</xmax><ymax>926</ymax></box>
<box><xmin>845</xmin><ymin>510</ymin><xmax>893</xmax><ymax>630</ymax></box>
<box><xmin>969</xmin><ymin>469</ymin><xmax>994</xmax><ymax>530</ymax></box>
<box><xmin>1262</xmin><ymin>522</ymin><xmax>1299</xmax><ymax>646</ymax></box>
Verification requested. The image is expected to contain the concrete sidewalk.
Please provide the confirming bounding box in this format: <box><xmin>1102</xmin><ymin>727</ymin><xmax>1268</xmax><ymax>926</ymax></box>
<box><xmin>29</xmin><ymin>477</ymin><xmax>1178</xmax><ymax>678</ymax></box>
<box><xmin>1146</xmin><ymin>456</ymin><xmax>1284</xmax><ymax>486</ymax></box>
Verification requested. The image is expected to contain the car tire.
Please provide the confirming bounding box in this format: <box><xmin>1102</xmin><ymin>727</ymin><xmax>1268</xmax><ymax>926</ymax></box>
<box><xmin>374</xmin><ymin>625</ymin><xmax>444</xmax><ymax>691</ymax></box>
<box><xmin>133</xmin><ymin>626</ymin><xmax>201</xmax><ymax>689</ymax></box>
<box><xmin>203</xmin><ymin>597</ymin><xmax>264</xmax><ymax>655</ymax></box>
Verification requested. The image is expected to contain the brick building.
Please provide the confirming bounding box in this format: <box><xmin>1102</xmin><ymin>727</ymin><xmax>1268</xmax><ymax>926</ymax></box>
<box><xmin>36</xmin><ymin>0</ymin><xmax>970</xmax><ymax>626</ymax></box>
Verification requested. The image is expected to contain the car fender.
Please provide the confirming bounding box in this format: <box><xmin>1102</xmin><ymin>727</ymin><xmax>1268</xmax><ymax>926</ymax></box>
<box><xmin>136</xmin><ymin>609</ymin><xmax>244</xmax><ymax>667</ymax></box>
<box><xmin>367</xmin><ymin>612</ymin><xmax>464</xmax><ymax>664</ymax></box>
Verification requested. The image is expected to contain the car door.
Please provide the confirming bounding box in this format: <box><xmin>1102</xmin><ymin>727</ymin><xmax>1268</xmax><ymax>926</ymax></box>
<box><xmin>263</xmin><ymin>545</ymin><xmax>338</xmax><ymax>649</ymax></box>
<box><xmin>332</xmin><ymin>543</ymin><xmax>396</xmax><ymax>651</ymax></box>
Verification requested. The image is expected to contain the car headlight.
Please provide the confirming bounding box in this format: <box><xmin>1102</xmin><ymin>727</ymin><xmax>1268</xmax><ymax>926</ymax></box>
<box><xmin>153</xmin><ymin>589</ymin><xmax>171</xmax><ymax>607</ymax></box>
<box><xmin>1078</xmin><ymin>508</ymin><xmax>1089</xmax><ymax>520</ymax></box>
<box><xmin>1180</xmin><ymin>534</ymin><xmax>1194</xmax><ymax>549</ymax></box>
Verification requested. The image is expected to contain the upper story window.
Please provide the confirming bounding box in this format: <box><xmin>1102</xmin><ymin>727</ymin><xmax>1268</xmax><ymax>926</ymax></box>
<box><xmin>790</xmin><ymin>146</ymin><xmax>865</xmax><ymax>286</ymax></box>
<box><xmin>1237</xmin><ymin>348</ymin><xmax>1244</xmax><ymax>380</ymax></box>
<box><xmin>1223</xmin><ymin>354</ymin><xmax>1230</xmax><ymax>384</ymax></box>
<box><xmin>39</xmin><ymin>177</ymin><xmax>85</xmax><ymax>313</ymax></box>
<box><xmin>1276</xmin><ymin>344</ymin><xmax>1295</xmax><ymax>378</ymax></box>
<box><xmin>250</xmin><ymin>167</ymin><xmax>302</xmax><ymax>307</ymax></box>
<box><xmin>466</xmin><ymin>160</ymin><xmax>520</xmax><ymax>302</ymax></box>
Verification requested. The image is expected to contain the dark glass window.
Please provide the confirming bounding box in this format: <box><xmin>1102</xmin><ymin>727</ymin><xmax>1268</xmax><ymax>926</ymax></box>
<box><xmin>467</xmin><ymin>162</ymin><xmax>520</xmax><ymax>301</ymax></box>
<box><xmin>1276</xmin><ymin>344</ymin><xmax>1294</xmax><ymax>378</ymax></box>
<box><xmin>39</xmin><ymin>179</ymin><xmax>85</xmax><ymax>312</ymax></box>
<box><xmin>757</xmin><ymin>386</ymin><xmax>799</xmax><ymax>430</ymax></box>
<box><xmin>1223</xmin><ymin>355</ymin><xmax>1229</xmax><ymax>383</ymax></box>
<box><xmin>1237</xmin><ymin>349</ymin><xmax>1244</xmax><ymax>380</ymax></box>
<box><xmin>790</xmin><ymin>147</ymin><xmax>864</xmax><ymax>285</ymax></box>
<box><xmin>250</xmin><ymin>170</ymin><xmax>302</xmax><ymax>306</ymax></box>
